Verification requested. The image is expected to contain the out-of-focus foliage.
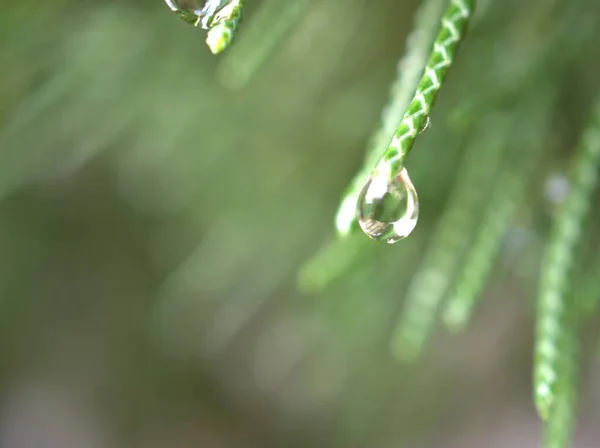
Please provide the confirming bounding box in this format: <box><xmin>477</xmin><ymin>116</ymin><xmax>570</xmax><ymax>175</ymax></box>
<box><xmin>0</xmin><ymin>0</ymin><xmax>600</xmax><ymax>447</ymax></box>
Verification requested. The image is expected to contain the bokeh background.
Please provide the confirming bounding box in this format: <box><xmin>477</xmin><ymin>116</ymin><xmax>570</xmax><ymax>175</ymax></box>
<box><xmin>1</xmin><ymin>0</ymin><xmax>600</xmax><ymax>447</ymax></box>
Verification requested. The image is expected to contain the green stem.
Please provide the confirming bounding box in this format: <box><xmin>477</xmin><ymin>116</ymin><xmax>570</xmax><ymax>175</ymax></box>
<box><xmin>372</xmin><ymin>0</ymin><xmax>474</xmax><ymax>177</ymax></box>
<box><xmin>335</xmin><ymin>0</ymin><xmax>448</xmax><ymax>235</ymax></box>
<box><xmin>542</xmin><ymin>310</ymin><xmax>580</xmax><ymax>448</ymax></box>
<box><xmin>535</xmin><ymin>95</ymin><xmax>600</xmax><ymax>420</ymax></box>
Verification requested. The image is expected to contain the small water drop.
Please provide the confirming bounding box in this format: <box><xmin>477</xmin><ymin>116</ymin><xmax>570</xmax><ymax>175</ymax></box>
<box><xmin>418</xmin><ymin>116</ymin><xmax>431</xmax><ymax>134</ymax></box>
<box><xmin>164</xmin><ymin>0</ymin><xmax>228</xmax><ymax>28</ymax></box>
<box><xmin>357</xmin><ymin>165</ymin><xmax>419</xmax><ymax>244</ymax></box>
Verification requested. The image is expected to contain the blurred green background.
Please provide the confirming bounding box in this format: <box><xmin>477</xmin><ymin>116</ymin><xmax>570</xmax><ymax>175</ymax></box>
<box><xmin>0</xmin><ymin>0</ymin><xmax>600</xmax><ymax>447</ymax></box>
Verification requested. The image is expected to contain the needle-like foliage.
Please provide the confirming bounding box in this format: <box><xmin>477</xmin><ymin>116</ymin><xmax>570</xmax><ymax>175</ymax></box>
<box><xmin>535</xmin><ymin>96</ymin><xmax>600</xmax><ymax>420</ymax></box>
<box><xmin>2</xmin><ymin>0</ymin><xmax>600</xmax><ymax>446</ymax></box>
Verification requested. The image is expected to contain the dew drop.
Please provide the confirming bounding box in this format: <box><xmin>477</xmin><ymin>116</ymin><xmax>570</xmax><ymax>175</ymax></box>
<box><xmin>418</xmin><ymin>116</ymin><xmax>431</xmax><ymax>134</ymax></box>
<box><xmin>164</xmin><ymin>0</ymin><xmax>228</xmax><ymax>28</ymax></box>
<box><xmin>357</xmin><ymin>165</ymin><xmax>419</xmax><ymax>244</ymax></box>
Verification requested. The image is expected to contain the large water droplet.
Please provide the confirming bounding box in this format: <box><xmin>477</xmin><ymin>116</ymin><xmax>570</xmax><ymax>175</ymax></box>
<box><xmin>357</xmin><ymin>165</ymin><xmax>419</xmax><ymax>244</ymax></box>
<box><xmin>164</xmin><ymin>0</ymin><xmax>228</xmax><ymax>28</ymax></box>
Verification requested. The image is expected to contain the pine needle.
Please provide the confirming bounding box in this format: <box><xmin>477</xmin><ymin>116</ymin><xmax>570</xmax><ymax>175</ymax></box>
<box><xmin>335</xmin><ymin>0</ymin><xmax>448</xmax><ymax>236</ymax></box>
<box><xmin>535</xmin><ymin>95</ymin><xmax>600</xmax><ymax>420</ymax></box>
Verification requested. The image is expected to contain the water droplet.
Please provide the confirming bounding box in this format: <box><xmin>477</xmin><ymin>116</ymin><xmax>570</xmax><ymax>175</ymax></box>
<box><xmin>418</xmin><ymin>116</ymin><xmax>431</xmax><ymax>134</ymax></box>
<box><xmin>164</xmin><ymin>0</ymin><xmax>228</xmax><ymax>28</ymax></box>
<box><xmin>357</xmin><ymin>165</ymin><xmax>419</xmax><ymax>244</ymax></box>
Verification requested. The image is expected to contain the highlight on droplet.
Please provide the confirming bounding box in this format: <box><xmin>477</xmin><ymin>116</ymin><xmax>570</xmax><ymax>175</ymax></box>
<box><xmin>163</xmin><ymin>0</ymin><xmax>228</xmax><ymax>28</ymax></box>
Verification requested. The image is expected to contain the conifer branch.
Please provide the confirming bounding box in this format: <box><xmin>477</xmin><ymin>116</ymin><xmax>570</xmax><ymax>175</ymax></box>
<box><xmin>335</xmin><ymin>0</ymin><xmax>448</xmax><ymax>236</ymax></box>
<box><xmin>535</xmin><ymin>94</ymin><xmax>600</xmax><ymax>420</ymax></box>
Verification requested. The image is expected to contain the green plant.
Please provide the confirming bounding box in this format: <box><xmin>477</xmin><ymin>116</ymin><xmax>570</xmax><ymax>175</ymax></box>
<box><xmin>1</xmin><ymin>0</ymin><xmax>599</xmax><ymax>445</ymax></box>
<box><xmin>186</xmin><ymin>0</ymin><xmax>600</xmax><ymax>446</ymax></box>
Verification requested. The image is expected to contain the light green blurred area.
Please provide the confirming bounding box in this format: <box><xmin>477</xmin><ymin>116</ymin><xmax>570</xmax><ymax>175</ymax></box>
<box><xmin>0</xmin><ymin>0</ymin><xmax>599</xmax><ymax>447</ymax></box>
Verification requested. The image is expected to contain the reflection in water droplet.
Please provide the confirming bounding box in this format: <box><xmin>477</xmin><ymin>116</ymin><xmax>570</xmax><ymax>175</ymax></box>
<box><xmin>418</xmin><ymin>116</ymin><xmax>431</xmax><ymax>134</ymax></box>
<box><xmin>357</xmin><ymin>165</ymin><xmax>419</xmax><ymax>244</ymax></box>
<box><xmin>164</xmin><ymin>0</ymin><xmax>228</xmax><ymax>28</ymax></box>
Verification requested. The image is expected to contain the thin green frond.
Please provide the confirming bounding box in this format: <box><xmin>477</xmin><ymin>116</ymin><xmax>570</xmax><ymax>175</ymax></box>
<box><xmin>335</xmin><ymin>0</ymin><xmax>448</xmax><ymax>236</ymax></box>
<box><xmin>541</xmin><ymin>311</ymin><xmax>580</xmax><ymax>448</ymax></box>
<box><xmin>353</xmin><ymin>0</ymin><xmax>475</xmax><ymax>244</ymax></box>
<box><xmin>542</xmin><ymin>267</ymin><xmax>586</xmax><ymax>448</ymax></box>
<box><xmin>535</xmin><ymin>95</ymin><xmax>600</xmax><ymax>420</ymax></box>
<box><xmin>363</xmin><ymin>0</ymin><xmax>474</xmax><ymax>182</ymax></box>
